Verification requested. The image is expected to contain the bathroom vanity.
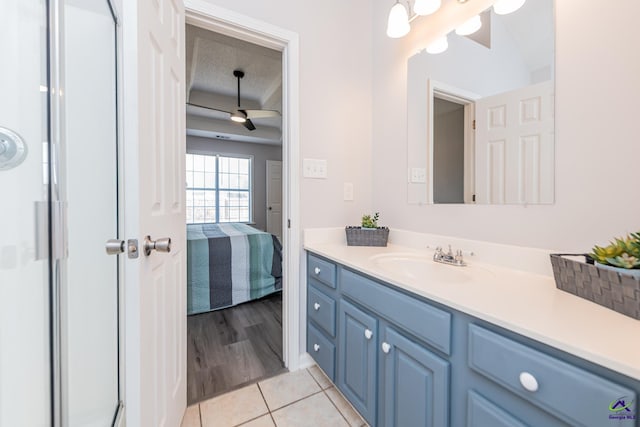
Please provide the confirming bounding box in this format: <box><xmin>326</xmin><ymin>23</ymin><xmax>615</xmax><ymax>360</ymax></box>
<box><xmin>304</xmin><ymin>230</ymin><xmax>640</xmax><ymax>427</ymax></box>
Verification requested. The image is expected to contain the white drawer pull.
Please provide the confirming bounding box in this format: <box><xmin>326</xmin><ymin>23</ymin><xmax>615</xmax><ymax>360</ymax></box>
<box><xmin>314</xmin><ymin>267</ymin><xmax>321</xmax><ymax>275</ymax></box>
<box><xmin>381</xmin><ymin>342</ymin><xmax>391</xmax><ymax>354</ymax></box>
<box><xmin>364</xmin><ymin>329</ymin><xmax>373</xmax><ymax>340</ymax></box>
<box><xmin>519</xmin><ymin>372</ymin><xmax>538</xmax><ymax>392</ymax></box>
<box><xmin>314</xmin><ymin>302</ymin><xmax>320</xmax><ymax>311</ymax></box>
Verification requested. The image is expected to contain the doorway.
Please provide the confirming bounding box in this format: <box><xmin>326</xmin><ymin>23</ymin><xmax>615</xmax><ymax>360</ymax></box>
<box><xmin>183</xmin><ymin>7</ymin><xmax>299</xmax><ymax>403</ymax></box>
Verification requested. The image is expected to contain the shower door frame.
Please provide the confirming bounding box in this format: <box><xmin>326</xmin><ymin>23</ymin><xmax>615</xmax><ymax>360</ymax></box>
<box><xmin>46</xmin><ymin>0</ymin><xmax>124</xmax><ymax>425</ymax></box>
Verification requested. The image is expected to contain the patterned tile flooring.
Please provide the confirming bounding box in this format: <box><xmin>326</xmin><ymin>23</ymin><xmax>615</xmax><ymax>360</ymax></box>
<box><xmin>181</xmin><ymin>366</ymin><xmax>368</xmax><ymax>427</ymax></box>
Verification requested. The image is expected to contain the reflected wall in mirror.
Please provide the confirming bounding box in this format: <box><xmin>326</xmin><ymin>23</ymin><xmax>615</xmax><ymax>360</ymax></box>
<box><xmin>407</xmin><ymin>0</ymin><xmax>555</xmax><ymax>205</ymax></box>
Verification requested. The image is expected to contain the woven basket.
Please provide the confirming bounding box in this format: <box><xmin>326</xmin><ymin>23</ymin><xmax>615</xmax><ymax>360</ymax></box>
<box><xmin>345</xmin><ymin>226</ymin><xmax>389</xmax><ymax>247</ymax></box>
<box><xmin>550</xmin><ymin>254</ymin><xmax>640</xmax><ymax>320</ymax></box>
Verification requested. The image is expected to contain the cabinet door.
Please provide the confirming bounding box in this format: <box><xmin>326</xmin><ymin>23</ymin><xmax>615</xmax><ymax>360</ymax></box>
<box><xmin>338</xmin><ymin>299</ymin><xmax>377</xmax><ymax>426</ymax></box>
<box><xmin>381</xmin><ymin>326</ymin><xmax>450</xmax><ymax>427</ymax></box>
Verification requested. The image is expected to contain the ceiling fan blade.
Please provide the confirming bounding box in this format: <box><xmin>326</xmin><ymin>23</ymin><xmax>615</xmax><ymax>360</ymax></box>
<box><xmin>244</xmin><ymin>109</ymin><xmax>282</xmax><ymax>119</ymax></box>
<box><xmin>186</xmin><ymin>102</ymin><xmax>231</xmax><ymax>116</ymax></box>
<box><xmin>242</xmin><ymin>118</ymin><xmax>256</xmax><ymax>131</ymax></box>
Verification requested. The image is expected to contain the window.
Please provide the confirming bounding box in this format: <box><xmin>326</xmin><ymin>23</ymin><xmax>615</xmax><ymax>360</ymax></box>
<box><xmin>186</xmin><ymin>153</ymin><xmax>252</xmax><ymax>224</ymax></box>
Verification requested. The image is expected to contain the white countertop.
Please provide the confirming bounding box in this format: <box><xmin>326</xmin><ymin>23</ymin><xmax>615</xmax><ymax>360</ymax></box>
<box><xmin>303</xmin><ymin>228</ymin><xmax>640</xmax><ymax>381</ymax></box>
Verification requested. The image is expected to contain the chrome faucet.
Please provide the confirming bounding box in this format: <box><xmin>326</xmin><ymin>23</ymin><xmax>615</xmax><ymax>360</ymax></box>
<box><xmin>433</xmin><ymin>245</ymin><xmax>466</xmax><ymax>267</ymax></box>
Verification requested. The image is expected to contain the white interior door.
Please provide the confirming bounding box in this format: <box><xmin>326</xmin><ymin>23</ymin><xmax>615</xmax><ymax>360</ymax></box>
<box><xmin>123</xmin><ymin>0</ymin><xmax>187</xmax><ymax>425</ymax></box>
<box><xmin>266</xmin><ymin>160</ymin><xmax>283</xmax><ymax>240</ymax></box>
<box><xmin>475</xmin><ymin>80</ymin><xmax>554</xmax><ymax>204</ymax></box>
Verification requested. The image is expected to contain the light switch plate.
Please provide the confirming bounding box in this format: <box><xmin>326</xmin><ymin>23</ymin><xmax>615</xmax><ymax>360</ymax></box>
<box><xmin>303</xmin><ymin>158</ymin><xmax>328</xmax><ymax>179</ymax></box>
<box><xmin>410</xmin><ymin>167</ymin><xmax>427</xmax><ymax>183</ymax></box>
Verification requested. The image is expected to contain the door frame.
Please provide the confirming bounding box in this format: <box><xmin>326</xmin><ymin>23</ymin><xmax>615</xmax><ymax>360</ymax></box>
<box><xmin>184</xmin><ymin>0</ymin><xmax>301</xmax><ymax>371</ymax></box>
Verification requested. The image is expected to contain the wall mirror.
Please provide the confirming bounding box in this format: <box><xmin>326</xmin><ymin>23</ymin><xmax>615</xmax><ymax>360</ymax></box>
<box><xmin>407</xmin><ymin>0</ymin><xmax>555</xmax><ymax>205</ymax></box>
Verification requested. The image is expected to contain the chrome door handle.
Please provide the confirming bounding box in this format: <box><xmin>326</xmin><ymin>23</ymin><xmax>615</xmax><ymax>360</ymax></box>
<box><xmin>143</xmin><ymin>235</ymin><xmax>171</xmax><ymax>256</ymax></box>
<box><xmin>105</xmin><ymin>239</ymin><xmax>125</xmax><ymax>255</ymax></box>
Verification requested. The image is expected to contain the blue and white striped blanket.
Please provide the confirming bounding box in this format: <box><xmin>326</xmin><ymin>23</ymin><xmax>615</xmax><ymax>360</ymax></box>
<box><xmin>186</xmin><ymin>223</ymin><xmax>282</xmax><ymax>315</ymax></box>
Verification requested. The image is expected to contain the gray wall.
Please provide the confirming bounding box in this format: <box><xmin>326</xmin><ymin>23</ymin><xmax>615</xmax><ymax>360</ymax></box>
<box><xmin>433</xmin><ymin>98</ymin><xmax>464</xmax><ymax>204</ymax></box>
<box><xmin>187</xmin><ymin>136</ymin><xmax>282</xmax><ymax>231</ymax></box>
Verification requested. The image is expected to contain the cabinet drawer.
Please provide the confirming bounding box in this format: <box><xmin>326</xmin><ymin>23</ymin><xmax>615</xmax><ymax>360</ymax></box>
<box><xmin>468</xmin><ymin>324</ymin><xmax>636</xmax><ymax>427</ymax></box>
<box><xmin>308</xmin><ymin>254</ymin><xmax>336</xmax><ymax>289</ymax></box>
<box><xmin>307</xmin><ymin>323</ymin><xmax>336</xmax><ymax>381</ymax></box>
<box><xmin>341</xmin><ymin>268</ymin><xmax>451</xmax><ymax>355</ymax></box>
<box><xmin>308</xmin><ymin>285</ymin><xmax>336</xmax><ymax>337</ymax></box>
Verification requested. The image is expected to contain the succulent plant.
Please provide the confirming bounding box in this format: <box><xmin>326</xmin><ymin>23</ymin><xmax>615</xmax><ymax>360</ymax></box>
<box><xmin>590</xmin><ymin>232</ymin><xmax>640</xmax><ymax>269</ymax></box>
<box><xmin>361</xmin><ymin>212</ymin><xmax>380</xmax><ymax>228</ymax></box>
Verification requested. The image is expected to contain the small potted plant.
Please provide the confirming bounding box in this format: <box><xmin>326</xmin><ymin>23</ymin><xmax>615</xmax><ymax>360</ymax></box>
<box><xmin>345</xmin><ymin>212</ymin><xmax>389</xmax><ymax>246</ymax></box>
<box><xmin>590</xmin><ymin>232</ymin><xmax>640</xmax><ymax>279</ymax></box>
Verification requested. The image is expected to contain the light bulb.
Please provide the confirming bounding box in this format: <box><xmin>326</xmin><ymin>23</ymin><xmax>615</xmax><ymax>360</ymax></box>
<box><xmin>426</xmin><ymin>35</ymin><xmax>448</xmax><ymax>54</ymax></box>
<box><xmin>493</xmin><ymin>0</ymin><xmax>526</xmax><ymax>15</ymax></box>
<box><xmin>386</xmin><ymin>2</ymin><xmax>410</xmax><ymax>38</ymax></box>
<box><xmin>414</xmin><ymin>0</ymin><xmax>441</xmax><ymax>16</ymax></box>
<box><xmin>230</xmin><ymin>110</ymin><xmax>247</xmax><ymax>123</ymax></box>
<box><xmin>455</xmin><ymin>15</ymin><xmax>482</xmax><ymax>36</ymax></box>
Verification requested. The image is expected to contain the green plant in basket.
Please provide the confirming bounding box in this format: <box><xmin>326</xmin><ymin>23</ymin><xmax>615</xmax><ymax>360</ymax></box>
<box><xmin>590</xmin><ymin>232</ymin><xmax>640</xmax><ymax>269</ymax></box>
<box><xmin>361</xmin><ymin>212</ymin><xmax>380</xmax><ymax>229</ymax></box>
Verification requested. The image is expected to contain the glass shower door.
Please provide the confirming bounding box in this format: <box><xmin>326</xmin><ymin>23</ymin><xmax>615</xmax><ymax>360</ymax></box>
<box><xmin>0</xmin><ymin>1</ymin><xmax>51</xmax><ymax>426</ymax></box>
<box><xmin>59</xmin><ymin>0</ymin><xmax>121</xmax><ymax>425</ymax></box>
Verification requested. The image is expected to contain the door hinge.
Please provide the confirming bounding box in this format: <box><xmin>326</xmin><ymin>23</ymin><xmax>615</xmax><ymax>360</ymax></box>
<box><xmin>472</xmin><ymin>194</ymin><xmax>476</xmax><ymax>202</ymax></box>
<box><xmin>287</xmin><ymin>219</ymin><xmax>291</xmax><ymax>229</ymax></box>
<box><xmin>472</xmin><ymin>119</ymin><xmax>476</xmax><ymax>130</ymax></box>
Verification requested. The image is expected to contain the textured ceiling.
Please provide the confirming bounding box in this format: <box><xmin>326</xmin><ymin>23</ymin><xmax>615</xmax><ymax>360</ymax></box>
<box><xmin>185</xmin><ymin>25</ymin><xmax>283</xmax><ymax>144</ymax></box>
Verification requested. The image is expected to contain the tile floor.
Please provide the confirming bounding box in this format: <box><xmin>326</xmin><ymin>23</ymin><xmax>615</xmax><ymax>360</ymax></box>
<box><xmin>181</xmin><ymin>365</ymin><xmax>368</xmax><ymax>427</ymax></box>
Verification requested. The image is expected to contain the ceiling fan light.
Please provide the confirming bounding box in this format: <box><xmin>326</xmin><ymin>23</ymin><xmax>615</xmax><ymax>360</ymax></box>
<box><xmin>426</xmin><ymin>35</ymin><xmax>448</xmax><ymax>54</ymax></box>
<box><xmin>230</xmin><ymin>110</ymin><xmax>247</xmax><ymax>123</ymax></box>
<box><xmin>493</xmin><ymin>0</ymin><xmax>526</xmax><ymax>15</ymax></box>
<box><xmin>455</xmin><ymin>15</ymin><xmax>482</xmax><ymax>36</ymax></box>
<box><xmin>414</xmin><ymin>0</ymin><xmax>441</xmax><ymax>16</ymax></box>
<box><xmin>386</xmin><ymin>2</ymin><xmax>410</xmax><ymax>38</ymax></box>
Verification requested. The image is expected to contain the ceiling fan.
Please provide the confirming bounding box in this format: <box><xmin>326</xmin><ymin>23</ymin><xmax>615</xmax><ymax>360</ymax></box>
<box><xmin>187</xmin><ymin>69</ymin><xmax>281</xmax><ymax>131</ymax></box>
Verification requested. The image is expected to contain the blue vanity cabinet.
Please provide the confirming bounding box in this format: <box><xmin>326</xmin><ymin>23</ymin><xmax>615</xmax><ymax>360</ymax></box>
<box><xmin>338</xmin><ymin>299</ymin><xmax>378</xmax><ymax>426</ymax></box>
<box><xmin>306</xmin><ymin>254</ymin><xmax>338</xmax><ymax>381</ymax></box>
<box><xmin>380</xmin><ymin>325</ymin><xmax>450</xmax><ymax>427</ymax></box>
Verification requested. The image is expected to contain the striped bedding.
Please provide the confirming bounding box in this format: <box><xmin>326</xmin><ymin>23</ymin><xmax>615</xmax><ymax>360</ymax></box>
<box><xmin>187</xmin><ymin>223</ymin><xmax>282</xmax><ymax>315</ymax></box>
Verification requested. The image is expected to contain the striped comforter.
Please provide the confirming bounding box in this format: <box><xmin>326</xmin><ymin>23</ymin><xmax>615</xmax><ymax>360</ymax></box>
<box><xmin>187</xmin><ymin>223</ymin><xmax>282</xmax><ymax>315</ymax></box>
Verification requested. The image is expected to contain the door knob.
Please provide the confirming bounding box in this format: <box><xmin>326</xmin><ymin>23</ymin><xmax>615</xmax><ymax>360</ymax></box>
<box><xmin>519</xmin><ymin>372</ymin><xmax>539</xmax><ymax>392</ymax></box>
<box><xmin>268</xmin><ymin>206</ymin><xmax>272</xmax><ymax>210</ymax></box>
<box><xmin>105</xmin><ymin>239</ymin><xmax>125</xmax><ymax>255</ymax></box>
<box><xmin>314</xmin><ymin>302</ymin><xmax>320</xmax><ymax>311</ymax></box>
<box><xmin>313</xmin><ymin>344</ymin><xmax>320</xmax><ymax>352</ymax></box>
<box><xmin>143</xmin><ymin>235</ymin><xmax>171</xmax><ymax>256</ymax></box>
<box><xmin>381</xmin><ymin>342</ymin><xmax>391</xmax><ymax>353</ymax></box>
<box><xmin>364</xmin><ymin>329</ymin><xmax>373</xmax><ymax>340</ymax></box>
<box><xmin>314</xmin><ymin>267</ymin><xmax>321</xmax><ymax>275</ymax></box>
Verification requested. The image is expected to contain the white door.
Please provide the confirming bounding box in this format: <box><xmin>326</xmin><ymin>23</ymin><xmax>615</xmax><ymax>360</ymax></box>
<box><xmin>475</xmin><ymin>80</ymin><xmax>554</xmax><ymax>204</ymax></box>
<box><xmin>266</xmin><ymin>160</ymin><xmax>283</xmax><ymax>240</ymax></box>
<box><xmin>122</xmin><ymin>0</ymin><xmax>187</xmax><ymax>425</ymax></box>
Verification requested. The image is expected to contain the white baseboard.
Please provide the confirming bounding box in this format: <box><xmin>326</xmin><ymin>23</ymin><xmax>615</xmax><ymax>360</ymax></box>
<box><xmin>296</xmin><ymin>352</ymin><xmax>315</xmax><ymax>370</ymax></box>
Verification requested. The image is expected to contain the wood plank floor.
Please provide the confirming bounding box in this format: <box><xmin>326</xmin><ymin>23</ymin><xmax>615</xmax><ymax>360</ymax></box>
<box><xmin>187</xmin><ymin>291</ymin><xmax>286</xmax><ymax>405</ymax></box>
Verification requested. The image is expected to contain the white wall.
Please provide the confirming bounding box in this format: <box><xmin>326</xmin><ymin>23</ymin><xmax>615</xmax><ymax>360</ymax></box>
<box><xmin>373</xmin><ymin>0</ymin><xmax>640</xmax><ymax>251</ymax></box>
<box><xmin>187</xmin><ymin>136</ymin><xmax>282</xmax><ymax>231</ymax></box>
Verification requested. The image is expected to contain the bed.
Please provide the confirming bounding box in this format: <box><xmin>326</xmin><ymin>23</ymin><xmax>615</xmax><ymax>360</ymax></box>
<box><xmin>186</xmin><ymin>223</ymin><xmax>282</xmax><ymax>315</ymax></box>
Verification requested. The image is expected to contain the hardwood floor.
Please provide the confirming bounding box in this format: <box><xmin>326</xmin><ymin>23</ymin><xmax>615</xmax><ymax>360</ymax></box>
<box><xmin>187</xmin><ymin>291</ymin><xmax>286</xmax><ymax>405</ymax></box>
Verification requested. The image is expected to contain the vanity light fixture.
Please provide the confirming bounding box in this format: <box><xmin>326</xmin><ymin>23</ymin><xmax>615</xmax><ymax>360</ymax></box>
<box><xmin>426</xmin><ymin>35</ymin><xmax>449</xmax><ymax>54</ymax></box>
<box><xmin>455</xmin><ymin>14</ymin><xmax>482</xmax><ymax>36</ymax></box>
<box><xmin>493</xmin><ymin>0</ymin><xmax>526</xmax><ymax>15</ymax></box>
<box><xmin>387</xmin><ymin>0</ymin><xmax>473</xmax><ymax>39</ymax></box>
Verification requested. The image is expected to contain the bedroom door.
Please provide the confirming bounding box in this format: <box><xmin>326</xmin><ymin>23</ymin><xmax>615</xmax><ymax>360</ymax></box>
<box><xmin>266</xmin><ymin>160</ymin><xmax>283</xmax><ymax>240</ymax></box>
<box><xmin>122</xmin><ymin>0</ymin><xmax>187</xmax><ymax>425</ymax></box>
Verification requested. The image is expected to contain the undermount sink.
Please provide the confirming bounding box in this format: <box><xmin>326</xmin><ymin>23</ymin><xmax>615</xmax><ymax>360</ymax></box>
<box><xmin>370</xmin><ymin>252</ymin><xmax>493</xmax><ymax>283</ymax></box>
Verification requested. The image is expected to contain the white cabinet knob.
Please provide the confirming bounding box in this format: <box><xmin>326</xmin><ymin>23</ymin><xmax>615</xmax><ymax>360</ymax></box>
<box><xmin>381</xmin><ymin>342</ymin><xmax>391</xmax><ymax>353</ymax></box>
<box><xmin>364</xmin><ymin>329</ymin><xmax>373</xmax><ymax>340</ymax></box>
<box><xmin>314</xmin><ymin>267</ymin><xmax>321</xmax><ymax>275</ymax></box>
<box><xmin>519</xmin><ymin>372</ymin><xmax>539</xmax><ymax>392</ymax></box>
<box><xmin>314</xmin><ymin>302</ymin><xmax>320</xmax><ymax>311</ymax></box>
<box><xmin>313</xmin><ymin>344</ymin><xmax>320</xmax><ymax>352</ymax></box>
